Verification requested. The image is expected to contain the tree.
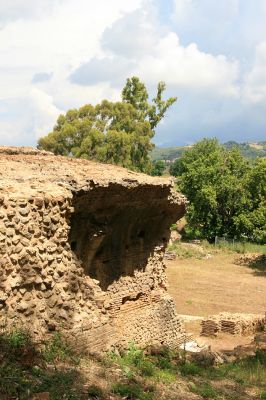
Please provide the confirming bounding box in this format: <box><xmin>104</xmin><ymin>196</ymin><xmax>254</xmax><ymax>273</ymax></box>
<box><xmin>122</xmin><ymin>77</ymin><xmax>177</xmax><ymax>130</ymax></box>
<box><xmin>170</xmin><ymin>138</ymin><xmax>256</xmax><ymax>241</ymax></box>
<box><xmin>38</xmin><ymin>77</ymin><xmax>176</xmax><ymax>173</ymax></box>
<box><xmin>150</xmin><ymin>160</ymin><xmax>166</xmax><ymax>176</ymax></box>
<box><xmin>234</xmin><ymin>158</ymin><xmax>266</xmax><ymax>243</ymax></box>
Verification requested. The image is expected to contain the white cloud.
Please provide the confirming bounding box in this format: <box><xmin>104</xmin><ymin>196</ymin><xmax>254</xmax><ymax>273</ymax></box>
<box><xmin>172</xmin><ymin>0</ymin><xmax>239</xmax><ymax>24</ymax></box>
<box><xmin>28</xmin><ymin>88</ymin><xmax>63</xmax><ymax>138</ymax></box>
<box><xmin>0</xmin><ymin>0</ymin><xmax>142</xmax><ymax>144</ymax></box>
<box><xmin>0</xmin><ymin>0</ymin><xmax>265</xmax><ymax>147</ymax></box>
<box><xmin>243</xmin><ymin>42</ymin><xmax>266</xmax><ymax>104</ymax></box>
<box><xmin>101</xmin><ymin>7</ymin><xmax>159</xmax><ymax>58</ymax></box>
<box><xmin>134</xmin><ymin>32</ymin><xmax>239</xmax><ymax>96</ymax></box>
<box><xmin>0</xmin><ymin>0</ymin><xmax>57</xmax><ymax>27</ymax></box>
<box><xmin>172</xmin><ymin>0</ymin><xmax>193</xmax><ymax>23</ymax></box>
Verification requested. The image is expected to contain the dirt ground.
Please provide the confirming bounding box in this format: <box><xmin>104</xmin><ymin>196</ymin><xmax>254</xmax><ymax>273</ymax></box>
<box><xmin>166</xmin><ymin>252</ymin><xmax>266</xmax><ymax>351</ymax></box>
<box><xmin>166</xmin><ymin>252</ymin><xmax>266</xmax><ymax>317</ymax></box>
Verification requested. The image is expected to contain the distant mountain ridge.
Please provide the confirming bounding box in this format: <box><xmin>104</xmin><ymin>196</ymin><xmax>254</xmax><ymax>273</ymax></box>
<box><xmin>150</xmin><ymin>140</ymin><xmax>266</xmax><ymax>162</ymax></box>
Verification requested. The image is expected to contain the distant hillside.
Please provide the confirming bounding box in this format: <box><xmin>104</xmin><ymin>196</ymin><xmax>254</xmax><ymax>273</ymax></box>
<box><xmin>150</xmin><ymin>146</ymin><xmax>188</xmax><ymax>161</ymax></box>
<box><xmin>223</xmin><ymin>141</ymin><xmax>266</xmax><ymax>159</ymax></box>
<box><xmin>150</xmin><ymin>141</ymin><xmax>266</xmax><ymax>162</ymax></box>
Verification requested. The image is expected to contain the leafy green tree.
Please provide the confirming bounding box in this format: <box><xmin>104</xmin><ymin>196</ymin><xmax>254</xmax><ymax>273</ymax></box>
<box><xmin>234</xmin><ymin>158</ymin><xmax>266</xmax><ymax>243</ymax></box>
<box><xmin>38</xmin><ymin>77</ymin><xmax>176</xmax><ymax>173</ymax></box>
<box><xmin>170</xmin><ymin>138</ymin><xmax>258</xmax><ymax>241</ymax></box>
<box><xmin>122</xmin><ymin>77</ymin><xmax>177</xmax><ymax>130</ymax></box>
<box><xmin>150</xmin><ymin>160</ymin><xmax>166</xmax><ymax>176</ymax></box>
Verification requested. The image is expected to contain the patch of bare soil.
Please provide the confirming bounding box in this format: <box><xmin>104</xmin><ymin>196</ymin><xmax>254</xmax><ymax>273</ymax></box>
<box><xmin>166</xmin><ymin>251</ymin><xmax>266</xmax><ymax>353</ymax></box>
<box><xmin>166</xmin><ymin>252</ymin><xmax>266</xmax><ymax>317</ymax></box>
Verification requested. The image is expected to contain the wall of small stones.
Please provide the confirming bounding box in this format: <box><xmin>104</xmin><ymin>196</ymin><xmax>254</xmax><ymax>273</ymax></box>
<box><xmin>0</xmin><ymin>182</ymin><xmax>186</xmax><ymax>351</ymax></box>
<box><xmin>201</xmin><ymin>313</ymin><xmax>264</xmax><ymax>337</ymax></box>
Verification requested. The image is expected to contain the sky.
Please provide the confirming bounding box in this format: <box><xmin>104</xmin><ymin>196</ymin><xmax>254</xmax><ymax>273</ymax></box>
<box><xmin>0</xmin><ymin>0</ymin><xmax>266</xmax><ymax>147</ymax></box>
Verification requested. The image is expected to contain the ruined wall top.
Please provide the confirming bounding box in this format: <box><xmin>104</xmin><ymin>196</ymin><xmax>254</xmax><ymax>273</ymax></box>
<box><xmin>0</xmin><ymin>146</ymin><xmax>185</xmax><ymax>204</ymax></box>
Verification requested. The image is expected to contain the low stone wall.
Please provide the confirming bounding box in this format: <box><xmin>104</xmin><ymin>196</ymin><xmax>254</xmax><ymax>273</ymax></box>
<box><xmin>0</xmin><ymin>147</ymin><xmax>187</xmax><ymax>351</ymax></box>
<box><xmin>201</xmin><ymin>313</ymin><xmax>264</xmax><ymax>337</ymax></box>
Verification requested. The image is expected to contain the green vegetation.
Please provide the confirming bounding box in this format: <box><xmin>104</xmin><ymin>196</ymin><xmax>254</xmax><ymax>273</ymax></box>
<box><xmin>190</xmin><ymin>382</ymin><xmax>218</xmax><ymax>399</ymax></box>
<box><xmin>150</xmin><ymin>140</ymin><xmax>266</xmax><ymax>163</ymax></box>
<box><xmin>150</xmin><ymin>159</ymin><xmax>166</xmax><ymax>176</ymax></box>
<box><xmin>224</xmin><ymin>140</ymin><xmax>266</xmax><ymax>159</ymax></box>
<box><xmin>0</xmin><ymin>328</ymin><xmax>82</xmax><ymax>400</ymax></box>
<box><xmin>112</xmin><ymin>382</ymin><xmax>154</xmax><ymax>400</ymax></box>
<box><xmin>0</xmin><ymin>329</ymin><xmax>265</xmax><ymax>399</ymax></box>
<box><xmin>168</xmin><ymin>241</ymin><xmax>208</xmax><ymax>259</ymax></box>
<box><xmin>214</xmin><ymin>240</ymin><xmax>266</xmax><ymax>255</ymax></box>
<box><xmin>150</xmin><ymin>146</ymin><xmax>187</xmax><ymax>162</ymax></box>
<box><xmin>38</xmin><ymin>76</ymin><xmax>176</xmax><ymax>174</ymax></box>
<box><xmin>170</xmin><ymin>138</ymin><xmax>266</xmax><ymax>243</ymax></box>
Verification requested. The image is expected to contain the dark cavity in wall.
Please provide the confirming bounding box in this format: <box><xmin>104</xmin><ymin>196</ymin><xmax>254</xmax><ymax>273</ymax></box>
<box><xmin>69</xmin><ymin>184</ymin><xmax>177</xmax><ymax>290</ymax></box>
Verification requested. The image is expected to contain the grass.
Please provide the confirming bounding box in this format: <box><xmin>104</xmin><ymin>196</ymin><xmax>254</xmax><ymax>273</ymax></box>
<box><xmin>112</xmin><ymin>382</ymin><xmax>154</xmax><ymax>400</ymax></box>
<box><xmin>42</xmin><ymin>332</ymin><xmax>80</xmax><ymax>365</ymax></box>
<box><xmin>0</xmin><ymin>328</ymin><xmax>265</xmax><ymax>399</ymax></box>
<box><xmin>0</xmin><ymin>328</ymin><xmax>83</xmax><ymax>400</ymax></box>
<box><xmin>168</xmin><ymin>241</ymin><xmax>207</xmax><ymax>259</ymax></box>
<box><xmin>190</xmin><ymin>382</ymin><xmax>218</xmax><ymax>399</ymax></box>
<box><xmin>214</xmin><ymin>240</ymin><xmax>266</xmax><ymax>255</ymax></box>
<box><xmin>218</xmin><ymin>350</ymin><xmax>266</xmax><ymax>386</ymax></box>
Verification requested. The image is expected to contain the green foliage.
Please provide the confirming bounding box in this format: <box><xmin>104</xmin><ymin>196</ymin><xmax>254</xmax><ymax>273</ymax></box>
<box><xmin>190</xmin><ymin>382</ymin><xmax>218</xmax><ymax>399</ymax></box>
<box><xmin>151</xmin><ymin>141</ymin><xmax>266</xmax><ymax>163</ymax></box>
<box><xmin>150</xmin><ymin>160</ymin><xmax>166</xmax><ymax>176</ymax></box>
<box><xmin>42</xmin><ymin>332</ymin><xmax>79</xmax><ymax>365</ymax></box>
<box><xmin>150</xmin><ymin>146</ymin><xmax>187</xmax><ymax>162</ymax></box>
<box><xmin>38</xmin><ymin>77</ymin><xmax>176</xmax><ymax>173</ymax></box>
<box><xmin>168</xmin><ymin>241</ymin><xmax>207</xmax><ymax>259</ymax></box>
<box><xmin>2</xmin><ymin>327</ymin><xmax>30</xmax><ymax>350</ymax></box>
<box><xmin>218</xmin><ymin>350</ymin><xmax>266</xmax><ymax>386</ymax></box>
<box><xmin>33</xmin><ymin>369</ymin><xmax>80</xmax><ymax>400</ymax></box>
<box><xmin>224</xmin><ymin>140</ymin><xmax>266</xmax><ymax>159</ymax></box>
<box><xmin>179</xmin><ymin>362</ymin><xmax>202</xmax><ymax>376</ymax></box>
<box><xmin>112</xmin><ymin>382</ymin><xmax>154</xmax><ymax>400</ymax></box>
<box><xmin>1</xmin><ymin>328</ymin><xmax>266</xmax><ymax>400</ymax></box>
<box><xmin>214</xmin><ymin>240</ymin><xmax>266</xmax><ymax>255</ymax></box>
<box><xmin>171</xmin><ymin>138</ymin><xmax>266</xmax><ymax>242</ymax></box>
<box><xmin>0</xmin><ymin>328</ymin><xmax>82</xmax><ymax>400</ymax></box>
<box><xmin>87</xmin><ymin>384</ymin><xmax>104</xmax><ymax>399</ymax></box>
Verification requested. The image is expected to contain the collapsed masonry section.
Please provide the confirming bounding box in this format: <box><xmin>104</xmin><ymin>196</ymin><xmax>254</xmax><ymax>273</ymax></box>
<box><xmin>0</xmin><ymin>147</ymin><xmax>187</xmax><ymax>351</ymax></box>
<box><xmin>69</xmin><ymin>184</ymin><xmax>181</xmax><ymax>291</ymax></box>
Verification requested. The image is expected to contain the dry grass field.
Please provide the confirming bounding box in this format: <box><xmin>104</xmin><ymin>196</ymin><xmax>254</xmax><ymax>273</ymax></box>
<box><xmin>166</xmin><ymin>252</ymin><xmax>266</xmax><ymax>317</ymax></box>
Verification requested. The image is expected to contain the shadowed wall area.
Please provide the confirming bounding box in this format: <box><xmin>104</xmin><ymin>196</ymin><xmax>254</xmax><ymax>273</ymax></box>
<box><xmin>69</xmin><ymin>184</ymin><xmax>178</xmax><ymax>290</ymax></box>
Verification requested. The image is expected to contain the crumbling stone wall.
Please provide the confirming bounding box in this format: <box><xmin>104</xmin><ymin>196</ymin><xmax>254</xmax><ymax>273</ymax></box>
<box><xmin>0</xmin><ymin>147</ymin><xmax>186</xmax><ymax>351</ymax></box>
<box><xmin>201</xmin><ymin>313</ymin><xmax>264</xmax><ymax>337</ymax></box>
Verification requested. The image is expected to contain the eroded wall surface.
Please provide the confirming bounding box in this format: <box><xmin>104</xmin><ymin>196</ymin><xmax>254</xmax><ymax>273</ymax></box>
<box><xmin>0</xmin><ymin>147</ymin><xmax>186</xmax><ymax>351</ymax></box>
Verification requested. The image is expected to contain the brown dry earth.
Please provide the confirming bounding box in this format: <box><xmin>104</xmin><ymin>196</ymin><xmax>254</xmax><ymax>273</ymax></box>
<box><xmin>166</xmin><ymin>252</ymin><xmax>266</xmax><ymax>351</ymax></box>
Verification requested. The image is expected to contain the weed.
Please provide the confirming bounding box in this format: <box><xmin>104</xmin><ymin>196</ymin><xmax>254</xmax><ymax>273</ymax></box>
<box><xmin>6</xmin><ymin>327</ymin><xmax>30</xmax><ymax>348</ymax></box>
<box><xmin>138</xmin><ymin>359</ymin><xmax>156</xmax><ymax>377</ymax></box>
<box><xmin>87</xmin><ymin>384</ymin><xmax>104</xmax><ymax>399</ymax></box>
<box><xmin>218</xmin><ymin>350</ymin><xmax>266</xmax><ymax>386</ymax></box>
<box><xmin>260</xmin><ymin>391</ymin><xmax>266</xmax><ymax>399</ymax></box>
<box><xmin>190</xmin><ymin>382</ymin><xmax>218</xmax><ymax>399</ymax></box>
<box><xmin>42</xmin><ymin>332</ymin><xmax>79</xmax><ymax>365</ymax></box>
<box><xmin>154</xmin><ymin>368</ymin><xmax>176</xmax><ymax>383</ymax></box>
<box><xmin>33</xmin><ymin>369</ymin><xmax>81</xmax><ymax>400</ymax></box>
<box><xmin>214</xmin><ymin>240</ymin><xmax>266</xmax><ymax>255</ymax></box>
<box><xmin>168</xmin><ymin>241</ymin><xmax>206</xmax><ymax>259</ymax></box>
<box><xmin>112</xmin><ymin>382</ymin><xmax>154</xmax><ymax>400</ymax></box>
<box><xmin>179</xmin><ymin>362</ymin><xmax>202</xmax><ymax>376</ymax></box>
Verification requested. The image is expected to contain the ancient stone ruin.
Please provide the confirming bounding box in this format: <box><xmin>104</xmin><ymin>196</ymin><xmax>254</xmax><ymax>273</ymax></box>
<box><xmin>0</xmin><ymin>147</ymin><xmax>186</xmax><ymax>351</ymax></box>
<box><xmin>201</xmin><ymin>313</ymin><xmax>264</xmax><ymax>337</ymax></box>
